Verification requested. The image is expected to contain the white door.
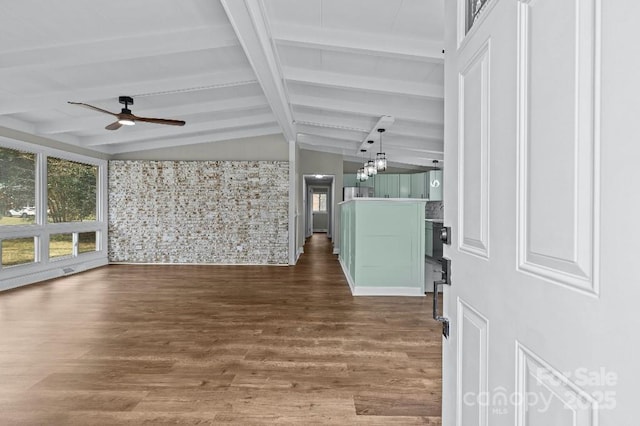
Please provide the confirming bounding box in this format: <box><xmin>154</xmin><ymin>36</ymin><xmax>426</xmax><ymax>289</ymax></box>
<box><xmin>441</xmin><ymin>1</ymin><xmax>640</xmax><ymax>425</ymax></box>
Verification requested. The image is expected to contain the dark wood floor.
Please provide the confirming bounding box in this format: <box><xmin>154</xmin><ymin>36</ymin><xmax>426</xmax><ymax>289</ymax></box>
<box><xmin>0</xmin><ymin>234</ymin><xmax>442</xmax><ymax>425</ymax></box>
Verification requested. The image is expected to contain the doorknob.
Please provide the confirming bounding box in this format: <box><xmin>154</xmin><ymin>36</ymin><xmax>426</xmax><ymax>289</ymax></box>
<box><xmin>440</xmin><ymin>226</ymin><xmax>451</xmax><ymax>245</ymax></box>
<box><xmin>433</xmin><ymin>257</ymin><xmax>451</xmax><ymax>338</ymax></box>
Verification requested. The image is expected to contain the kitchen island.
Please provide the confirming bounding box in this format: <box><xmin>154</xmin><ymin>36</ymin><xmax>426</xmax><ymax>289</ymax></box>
<box><xmin>339</xmin><ymin>198</ymin><xmax>426</xmax><ymax>296</ymax></box>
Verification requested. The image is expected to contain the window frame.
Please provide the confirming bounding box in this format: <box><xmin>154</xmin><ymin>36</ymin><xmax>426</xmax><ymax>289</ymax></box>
<box><xmin>0</xmin><ymin>136</ymin><xmax>108</xmax><ymax>287</ymax></box>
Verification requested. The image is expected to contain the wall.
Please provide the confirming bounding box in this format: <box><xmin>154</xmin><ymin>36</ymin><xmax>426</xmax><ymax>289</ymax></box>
<box><xmin>111</xmin><ymin>134</ymin><xmax>288</xmax><ymax>161</ymax></box>
<box><xmin>109</xmin><ymin>160</ymin><xmax>289</xmax><ymax>264</ymax></box>
<box><xmin>298</xmin><ymin>149</ymin><xmax>343</xmax><ymax>254</ymax></box>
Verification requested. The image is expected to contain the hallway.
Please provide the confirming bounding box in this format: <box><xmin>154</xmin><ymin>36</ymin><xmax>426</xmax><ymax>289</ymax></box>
<box><xmin>0</xmin><ymin>234</ymin><xmax>441</xmax><ymax>425</ymax></box>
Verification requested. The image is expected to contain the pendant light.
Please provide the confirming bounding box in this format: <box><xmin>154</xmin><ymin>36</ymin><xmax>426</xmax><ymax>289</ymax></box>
<box><xmin>365</xmin><ymin>140</ymin><xmax>377</xmax><ymax>177</ymax></box>
<box><xmin>375</xmin><ymin>128</ymin><xmax>387</xmax><ymax>172</ymax></box>
<box><xmin>357</xmin><ymin>149</ymin><xmax>369</xmax><ymax>182</ymax></box>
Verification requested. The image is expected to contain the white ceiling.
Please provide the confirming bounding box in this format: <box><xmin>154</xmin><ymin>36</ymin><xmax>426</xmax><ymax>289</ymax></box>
<box><xmin>0</xmin><ymin>0</ymin><xmax>444</xmax><ymax>166</ymax></box>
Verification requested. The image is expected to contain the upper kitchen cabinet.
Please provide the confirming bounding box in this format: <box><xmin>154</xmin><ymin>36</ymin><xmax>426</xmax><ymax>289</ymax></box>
<box><xmin>427</xmin><ymin>170</ymin><xmax>443</xmax><ymax>201</ymax></box>
<box><xmin>410</xmin><ymin>172</ymin><xmax>427</xmax><ymax>199</ymax></box>
<box><xmin>374</xmin><ymin>174</ymin><xmax>400</xmax><ymax>198</ymax></box>
<box><xmin>399</xmin><ymin>175</ymin><xmax>411</xmax><ymax>198</ymax></box>
<box><xmin>344</xmin><ymin>174</ymin><xmax>357</xmax><ymax>187</ymax></box>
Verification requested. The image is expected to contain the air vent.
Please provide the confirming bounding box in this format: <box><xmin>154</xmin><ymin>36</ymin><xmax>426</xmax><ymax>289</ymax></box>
<box><xmin>62</xmin><ymin>267</ymin><xmax>75</xmax><ymax>275</ymax></box>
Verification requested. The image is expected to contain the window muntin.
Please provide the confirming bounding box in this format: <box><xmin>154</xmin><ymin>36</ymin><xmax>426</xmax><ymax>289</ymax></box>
<box><xmin>0</xmin><ymin>147</ymin><xmax>36</xmax><ymax>226</ymax></box>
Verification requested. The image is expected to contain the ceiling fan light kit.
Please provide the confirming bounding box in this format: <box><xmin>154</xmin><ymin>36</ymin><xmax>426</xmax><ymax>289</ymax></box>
<box><xmin>68</xmin><ymin>95</ymin><xmax>186</xmax><ymax>131</ymax></box>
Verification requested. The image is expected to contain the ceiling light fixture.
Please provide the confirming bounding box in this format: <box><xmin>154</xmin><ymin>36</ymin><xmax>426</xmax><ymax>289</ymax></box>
<box><xmin>118</xmin><ymin>118</ymin><xmax>135</xmax><ymax>126</ymax></box>
<box><xmin>365</xmin><ymin>149</ymin><xmax>377</xmax><ymax>177</ymax></box>
<box><xmin>375</xmin><ymin>129</ymin><xmax>387</xmax><ymax>172</ymax></box>
<box><xmin>357</xmin><ymin>149</ymin><xmax>369</xmax><ymax>182</ymax></box>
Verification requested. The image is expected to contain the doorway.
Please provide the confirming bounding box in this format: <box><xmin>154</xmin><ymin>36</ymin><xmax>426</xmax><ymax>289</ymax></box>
<box><xmin>303</xmin><ymin>175</ymin><xmax>335</xmax><ymax>240</ymax></box>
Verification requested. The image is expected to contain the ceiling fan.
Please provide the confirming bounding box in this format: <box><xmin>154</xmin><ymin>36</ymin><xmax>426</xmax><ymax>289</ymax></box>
<box><xmin>68</xmin><ymin>96</ymin><xmax>186</xmax><ymax>131</ymax></box>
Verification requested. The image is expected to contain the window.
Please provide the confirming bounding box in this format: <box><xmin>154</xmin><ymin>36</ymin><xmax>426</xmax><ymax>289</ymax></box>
<box><xmin>49</xmin><ymin>233</ymin><xmax>73</xmax><ymax>260</ymax></box>
<box><xmin>0</xmin><ymin>138</ymin><xmax>106</xmax><ymax>286</ymax></box>
<box><xmin>47</xmin><ymin>157</ymin><xmax>97</xmax><ymax>223</ymax></box>
<box><xmin>312</xmin><ymin>193</ymin><xmax>327</xmax><ymax>212</ymax></box>
<box><xmin>466</xmin><ymin>0</ymin><xmax>490</xmax><ymax>34</ymax></box>
<box><xmin>78</xmin><ymin>232</ymin><xmax>96</xmax><ymax>254</ymax></box>
<box><xmin>2</xmin><ymin>237</ymin><xmax>35</xmax><ymax>267</ymax></box>
<box><xmin>0</xmin><ymin>147</ymin><xmax>36</xmax><ymax>226</ymax></box>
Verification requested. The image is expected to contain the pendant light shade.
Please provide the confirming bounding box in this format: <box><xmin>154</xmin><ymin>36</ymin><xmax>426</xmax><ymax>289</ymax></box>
<box><xmin>366</xmin><ymin>159</ymin><xmax>377</xmax><ymax>176</ymax></box>
<box><xmin>357</xmin><ymin>167</ymin><xmax>368</xmax><ymax>181</ymax></box>
<box><xmin>357</xmin><ymin>149</ymin><xmax>369</xmax><ymax>181</ymax></box>
<box><xmin>375</xmin><ymin>128</ymin><xmax>387</xmax><ymax>172</ymax></box>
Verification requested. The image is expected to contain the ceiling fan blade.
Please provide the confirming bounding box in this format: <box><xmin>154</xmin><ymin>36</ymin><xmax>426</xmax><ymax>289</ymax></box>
<box><xmin>105</xmin><ymin>121</ymin><xmax>123</xmax><ymax>131</ymax></box>
<box><xmin>68</xmin><ymin>101</ymin><xmax>118</xmax><ymax>117</ymax></box>
<box><xmin>133</xmin><ymin>116</ymin><xmax>186</xmax><ymax>126</ymax></box>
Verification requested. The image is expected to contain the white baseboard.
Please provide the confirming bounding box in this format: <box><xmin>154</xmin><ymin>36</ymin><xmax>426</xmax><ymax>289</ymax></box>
<box><xmin>338</xmin><ymin>258</ymin><xmax>423</xmax><ymax>297</ymax></box>
<box><xmin>0</xmin><ymin>257</ymin><xmax>108</xmax><ymax>292</ymax></box>
<box><xmin>333</xmin><ymin>247</ymin><xmax>340</xmax><ymax>255</ymax></box>
<box><xmin>338</xmin><ymin>258</ymin><xmax>355</xmax><ymax>293</ymax></box>
<box><xmin>352</xmin><ymin>286</ymin><xmax>424</xmax><ymax>296</ymax></box>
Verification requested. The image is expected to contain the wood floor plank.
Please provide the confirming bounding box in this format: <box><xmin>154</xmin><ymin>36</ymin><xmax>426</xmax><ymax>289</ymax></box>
<box><xmin>0</xmin><ymin>234</ymin><xmax>442</xmax><ymax>424</ymax></box>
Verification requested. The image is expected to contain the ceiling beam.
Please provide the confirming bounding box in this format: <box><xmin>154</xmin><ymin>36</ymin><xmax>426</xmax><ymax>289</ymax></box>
<box><xmin>297</xmin><ymin>133</ymin><xmax>360</xmax><ymax>151</ymax></box>
<box><xmin>83</xmin><ymin>113</ymin><xmax>275</xmax><ymax>147</ymax></box>
<box><xmin>298</xmin><ymin>143</ymin><xmax>443</xmax><ymax>166</ymax></box>
<box><xmin>358</xmin><ymin>116</ymin><xmax>395</xmax><ymax>153</ymax></box>
<box><xmin>272</xmin><ymin>24</ymin><xmax>444</xmax><ymax>64</ymax></box>
<box><xmin>106</xmin><ymin>125</ymin><xmax>282</xmax><ymax>155</ymax></box>
<box><xmin>38</xmin><ymin>95</ymin><xmax>268</xmax><ymax>135</ymax></box>
<box><xmin>284</xmin><ymin>67</ymin><xmax>444</xmax><ymax>100</ymax></box>
<box><xmin>295</xmin><ymin>123</ymin><xmax>366</xmax><ymax>142</ymax></box>
<box><xmin>0</xmin><ymin>26</ymin><xmax>239</xmax><ymax>75</ymax></box>
<box><xmin>293</xmin><ymin>112</ymin><xmax>376</xmax><ymax>133</ymax></box>
<box><xmin>0</xmin><ymin>70</ymin><xmax>258</xmax><ymax>115</ymax></box>
<box><xmin>291</xmin><ymin>94</ymin><xmax>444</xmax><ymax>124</ymax></box>
<box><xmin>221</xmin><ymin>0</ymin><xmax>295</xmax><ymax>141</ymax></box>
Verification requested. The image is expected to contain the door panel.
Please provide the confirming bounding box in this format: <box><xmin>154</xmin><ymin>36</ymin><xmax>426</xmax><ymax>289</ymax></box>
<box><xmin>442</xmin><ymin>0</ymin><xmax>638</xmax><ymax>425</ymax></box>
<box><xmin>457</xmin><ymin>299</ymin><xmax>489</xmax><ymax>426</ymax></box>
<box><xmin>516</xmin><ymin>0</ymin><xmax>599</xmax><ymax>293</ymax></box>
<box><xmin>459</xmin><ymin>40</ymin><xmax>491</xmax><ymax>259</ymax></box>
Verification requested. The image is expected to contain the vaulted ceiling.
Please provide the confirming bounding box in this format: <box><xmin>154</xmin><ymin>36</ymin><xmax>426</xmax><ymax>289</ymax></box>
<box><xmin>0</xmin><ymin>0</ymin><xmax>444</xmax><ymax>167</ymax></box>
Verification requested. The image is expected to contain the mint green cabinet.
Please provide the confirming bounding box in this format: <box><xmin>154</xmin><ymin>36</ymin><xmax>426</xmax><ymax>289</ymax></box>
<box><xmin>399</xmin><ymin>174</ymin><xmax>411</xmax><ymax>198</ymax></box>
<box><xmin>374</xmin><ymin>174</ymin><xmax>399</xmax><ymax>198</ymax></box>
<box><xmin>343</xmin><ymin>173</ymin><xmax>357</xmax><ymax>187</ymax></box>
<box><xmin>410</xmin><ymin>172</ymin><xmax>427</xmax><ymax>198</ymax></box>
<box><xmin>427</xmin><ymin>170</ymin><xmax>443</xmax><ymax>201</ymax></box>
<box><xmin>344</xmin><ymin>173</ymin><xmax>374</xmax><ymax>188</ymax></box>
<box><xmin>425</xmin><ymin>221</ymin><xmax>433</xmax><ymax>257</ymax></box>
<box><xmin>386</xmin><ymin>174</ymin><xmax>400</xmax><ymax>198</ymax></box>
<box><xmin>338</xmin><ymin>199</ymin><xmax>427</xmax><ymax>295</ymax></box>
<box><xmin>373</xmin><ymin>174</ymin><xmax>385</xmax><ymax>197</ymax></box>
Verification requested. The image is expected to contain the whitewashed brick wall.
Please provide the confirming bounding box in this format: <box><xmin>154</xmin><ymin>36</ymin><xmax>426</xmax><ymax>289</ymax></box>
<box><xmin>108</xmin><ymin>160</ymin><xmax>289</xmax><ymax>264</ymax></box>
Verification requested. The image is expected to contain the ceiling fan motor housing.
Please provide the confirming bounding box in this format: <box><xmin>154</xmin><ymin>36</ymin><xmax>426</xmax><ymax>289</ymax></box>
<box><xmin>118</xmin><ymin>96</ymin><xmax>134</xmax><ymax>106</ymax></box>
